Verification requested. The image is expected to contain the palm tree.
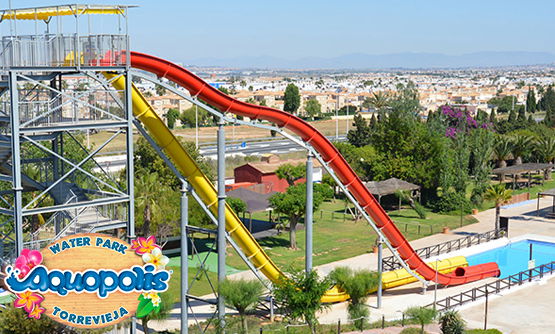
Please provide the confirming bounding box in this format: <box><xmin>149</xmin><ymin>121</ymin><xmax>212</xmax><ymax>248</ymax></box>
<box><xmin>135</xmin><ymin>173</ymin><xmax>161</xmax><ymax>236</ymax></box>
<box><xmin>493</xmin><ymin>135</ymin><xmax>513</xmax><ymax>168</ymax></box>
<box><xmin>483</xmin><ymin>184</ymin><xmax>513</xmax><ymax>230</ymax></box>
<box><xmin>511</xmin><ymin>135</ymin><xmax>532</xmax><ymax>165</ymax></box>
<box><xmin>367</xmin><ymin>92</ymin><xmax>389</xmax><ymax>112</ymax></box>
<box><xmin>219</xmin><ymin>279</ymin><xmax>264</xmax><ymax>333</ymax></box>
<box><xmin>535</xmin><ymin>137</ymin><xmax>555</xmax><ymax>180</ymax></box>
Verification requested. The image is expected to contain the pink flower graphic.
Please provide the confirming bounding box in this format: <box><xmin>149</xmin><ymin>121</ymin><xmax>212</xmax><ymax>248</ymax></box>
<box><xmin>14</xmin><ymin>249</ymin><xmax>43</xmax><ymax>278</ymax></box>
<box><xmin>131</xmin><ymin>236</ymin><xmax>160</xmax><ymax>255</ymax></box>
<box><xmin>14</xmin><ymin>291</ymin><xmax>44</xmax><ymax>313</ymax></box>
<box><xmin>28</xmin><ymin>306</ymin><xmax>46</xmax><ymax>319</ymax></box>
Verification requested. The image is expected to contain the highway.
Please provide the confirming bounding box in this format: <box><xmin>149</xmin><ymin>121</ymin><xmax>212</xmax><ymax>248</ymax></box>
<box><xmin>198</xmin><ymin>135</ymin><xmax>347</xmax><ymax>158</ymax></box>
<box><xmin>93</xmin><ymin>135</ymin><xmax>347</xmax><ymax>173</ymax></box>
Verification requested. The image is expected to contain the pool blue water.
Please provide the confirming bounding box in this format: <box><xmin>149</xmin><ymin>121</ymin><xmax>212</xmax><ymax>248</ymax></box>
<box><xmin>466</xmin><ymin>240</ymin><xmax>555</xmax><ymax>278</ymax></box>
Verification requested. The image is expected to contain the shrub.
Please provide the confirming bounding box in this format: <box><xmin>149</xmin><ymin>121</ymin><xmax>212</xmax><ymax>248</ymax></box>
<box><xmin>432</xmin><ymin>192</ymin><xmax>472</xmax><ymax>214</ymax></box>
<box><xmin>0</xmin><ymin>305</ymin><xmax>60</xmax><ymax>334</ymax></box>
<box><xmin>439</xmin><ymin>310</ymin><xmax>465</xmax><ymax>334</ymax></box>
<box><xmin>400</xmin><ymin>328</ymin><xmax>428</xmax><ymax>334</ymax></box>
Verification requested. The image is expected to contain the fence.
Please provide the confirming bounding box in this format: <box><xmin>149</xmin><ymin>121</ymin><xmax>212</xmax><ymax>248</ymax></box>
<box><xmin>319</xmin><ymin>209</ymin><xmax>440</xmax><ymax>235</ymax></box>
<box><xmin>430</xmin><ymin>261</ymin><xmax>555</xmax><ymax>312</ymax></box>
<box><xmin>381</xmin><ymin>229</ymin><xmax>504</xmax><ymax>271</ymax></box>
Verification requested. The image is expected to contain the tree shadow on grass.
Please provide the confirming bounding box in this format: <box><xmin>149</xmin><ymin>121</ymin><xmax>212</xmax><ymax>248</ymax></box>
<box><xmin>257</xmin><ymin>236</ymin><xmax>291</xmax><ymax>248</ymax></box>
<box><xmin>388</xmin><ymin>212</ymin><xmax>421</xmax><ymax>220</ymax></box>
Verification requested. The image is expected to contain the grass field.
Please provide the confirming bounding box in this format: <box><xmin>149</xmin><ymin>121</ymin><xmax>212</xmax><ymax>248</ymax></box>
<box><xmin>88</xmin><ymin>118</ymin><xmax>352</xmax><ymax>152</ymax></box>
<box><xmin>225</xmin><ymin>199</ymin><xmax>478</xmax><ymax>271</ymax></box>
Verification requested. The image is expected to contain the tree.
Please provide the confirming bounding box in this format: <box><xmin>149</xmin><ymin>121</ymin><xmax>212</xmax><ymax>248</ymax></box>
<box><xmin>488</xmin><ymin>96</ymin><xmax>514</xmax><ymax>113</ymax></box>
<box><xmin>166</xmin><ymin>108</ymin><xmax>180</xmax><ymax>129</ymax></box>
<box><xmin>539</xmin><ymin>86</ymin><xmax>555</xmax><ymax>112</ymax></box>
<box><xmin>439</xmin><ymin>310</ymin><xmax>465</xmax><ymax>334</ymax></box>
<box><xmin>219</xmin><ymin>279</ymin><xmax>264</xmax><ymax>334</ymax></box>
<box><xmin>489</xmin><ymin>109</ymin><xmax>497</xmax><ymax>124</ymax></box>
<box><xmin>180</xmin><ymin>105</ymin><xmax>211</xmax><ymax>128</ymax></box>
<box><xmin>493</xmin><ymin>135</ymin><xmax>513</xmax><ymax>168</ymax></box>
<box><xmin>135</xmin><ymin>173</ymin><xmax>162</xmax><ymax>236</ymax></box>
<box><xmin>365</xmin><ymin>91</ymin><xmax>389</xmax><ymax>112</ymax></box>
<box><xmin>517</xmin><ymin>106</ymin><xmax>526</xmax><ymax>124</ymax></box>
<box><xmin>404</xmin><ymin>307</ymin><xmax>437</xmax><ymax>334</ymax></box>
<box><xmin>284</xmin><ymin>83</ymin><xmax>301</xmax><ymax>114</ymax></box>
<box><xmin>483</xmin><ymin>184</ymin><xmax>513</xmax><ymax>230</ymax></box>
<box><xmin>535</xmin><ymin>137</ymin><xmax>555</xmax><ymax>180</ymax></box>
<box><xmin>227</xmin><ymin>197</ymin><xmax>247</xmax><ymax>216</ymax></box>
<box><xmin>347</xmin><ymin>113</ymin><xmax>371</xmax><ymax>147</ymax></box>
<box><xmin>269</xmin><ymin>183</ymin><xmax>325</xmax><ymax>249</ymax></box>
<box><xmin>511</xmin><ymin>135</ymin><xmax>532</xmax><ymax>165</ymax></box>
<box><xmin>273</xmin><ymin>270</ymin><xmax>330</xmax><ymax>334</ymax></box>
<box><xmin>329</xmin><ymin>267</ymin><xmax>378</xmax><ymax>331</ymax></box>
<box><xmin>155</xmin><ymin>85</ymin><xmax>166</xmax><ymax>96</ymax></box>
<box><xmin>508</xmin><ymin>108</ymin><xmax>517</xmax><ymax>124</ymax></box>
<box><xmin>304</xmin><ymin>98</ymin><xmax>321</xmax><ymax>119</ymax></box>
<box><xmin>469</xmin><ymin>129</ymin><xmax>495</xmax><ymax>207</ymax></box>
<box><xmin>276</xmin><ymin>163</ymin><xmax>305</xmax><ymax>186</ymax></box>
<box><xmin>526</xmin><ymin>88</ymin><xmax>537</xmax><ymax>114</ymax></box>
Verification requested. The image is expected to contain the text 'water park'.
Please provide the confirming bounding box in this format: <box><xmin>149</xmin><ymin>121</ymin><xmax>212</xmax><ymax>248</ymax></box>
<box><xmin>1</xmin><ymin>3</ymin><xmax>555</xmax><ymax>334</ymax></box>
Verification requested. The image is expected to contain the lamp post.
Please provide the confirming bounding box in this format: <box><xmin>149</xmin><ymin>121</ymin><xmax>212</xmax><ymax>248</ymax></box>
<box><xmin>195</xmin><ymin>102</ymin><xmax>199</xmax><ymax>149</ymax></box>
<box><xmin>346</xmin><ymin>100</ymin><xmax>349</xmax><ymax>134</ymax></box>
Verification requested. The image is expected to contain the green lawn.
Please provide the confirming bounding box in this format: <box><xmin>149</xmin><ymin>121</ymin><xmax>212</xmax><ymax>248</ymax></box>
<box><xmin>168</xmin><ymin>177</ymin><xmax>555</xmax><ymax>299</ymax></box>
<box><xmin>226</xmin><ymin>199</ymin><xmax>477</xmax><ymax>271</ymax></box>
<box><xmin>166</xmin><ymin>265</ymin><xmax>220</xmax><ymax>301</ymax></box>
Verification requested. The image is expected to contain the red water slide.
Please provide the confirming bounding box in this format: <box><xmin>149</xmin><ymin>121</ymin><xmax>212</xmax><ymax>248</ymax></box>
<box><xmin>130</xmin><ymin>51</ymin><xmax>499</xmax><ymax>285</ymax></box>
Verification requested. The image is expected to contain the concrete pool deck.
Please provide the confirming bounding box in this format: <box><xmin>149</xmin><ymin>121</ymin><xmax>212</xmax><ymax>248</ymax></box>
<box><xmin>147</xmin><ymin>196</ymin><xmax>555</xmax><ymax>333</ymax></box>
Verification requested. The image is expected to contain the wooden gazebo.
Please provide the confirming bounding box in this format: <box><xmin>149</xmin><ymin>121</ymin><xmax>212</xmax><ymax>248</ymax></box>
<box><xmin>364</xmin><ymin>177</ymin><xmax>421</xmax><ymax>209</ymax></box>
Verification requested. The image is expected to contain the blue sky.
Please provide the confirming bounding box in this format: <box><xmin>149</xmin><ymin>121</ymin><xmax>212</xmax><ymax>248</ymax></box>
<box><xmin>7</xmin><ymin>0</ymin><xmax>555</xmax><ymax>61</ymax></box>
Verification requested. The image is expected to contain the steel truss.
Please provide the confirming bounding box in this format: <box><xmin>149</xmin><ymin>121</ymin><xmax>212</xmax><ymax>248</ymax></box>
<box><xmin>1</xmin><ymin>68</ymin><xmax>135</xmax><ymax>263</ymax></box>
<box><xmin>131</xmin><ymin>70</ymin><xmax>428</xmax><ymax>288</ymax></box>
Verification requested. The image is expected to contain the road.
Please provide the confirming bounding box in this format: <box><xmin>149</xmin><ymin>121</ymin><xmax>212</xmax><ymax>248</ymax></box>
<box><xmin>198</xmin><ymin>135</ymin><xmax>347</xmax><ymax>158</ymax></box>
<box><xmin>93</xmin><ymin>135</ymin><xmax>347</xmax><ymax>173</ymax></box>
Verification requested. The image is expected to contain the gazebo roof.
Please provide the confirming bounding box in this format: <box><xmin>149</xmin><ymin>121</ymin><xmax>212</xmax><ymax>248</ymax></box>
<box><xmin>364</xmin><ymin>177</ymin><xmax>420</xmax><ymax>197</ymax></box>
<box><xmin>226</xmin><ymin>188</ymin><xmax>276</xmax><ymax>213</ymax></box>
<box><xmin>492</xmin><ymin>163</ymin><xmax>553</xmax><ymax>175</ymax></box>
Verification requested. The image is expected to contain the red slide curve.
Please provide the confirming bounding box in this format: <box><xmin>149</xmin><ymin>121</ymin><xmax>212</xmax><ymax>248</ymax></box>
<box><xmin>130</xmin><ymin>51</ymin><xmax>500</xmax><ymax>286</ymax></box>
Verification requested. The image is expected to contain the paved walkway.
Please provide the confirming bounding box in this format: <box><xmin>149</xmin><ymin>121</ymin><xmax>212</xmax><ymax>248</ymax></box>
<box><xmin>147</xmin><ymin>196</ymin><xmax>555</xmax><ymax>333</ymax></box>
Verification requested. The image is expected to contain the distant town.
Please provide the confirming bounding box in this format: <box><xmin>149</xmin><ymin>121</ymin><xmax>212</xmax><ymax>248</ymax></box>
<box><xmin>126</xmin><ymin>64</ymin><xmax>555</xmax><ymax>124</ymax></box>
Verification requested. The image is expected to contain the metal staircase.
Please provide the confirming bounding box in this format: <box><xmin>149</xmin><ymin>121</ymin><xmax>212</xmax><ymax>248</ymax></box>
<box><xmin>0</xmin><ymin>133</ymin><xmax>126</xmax><ymax>250</ymax></box>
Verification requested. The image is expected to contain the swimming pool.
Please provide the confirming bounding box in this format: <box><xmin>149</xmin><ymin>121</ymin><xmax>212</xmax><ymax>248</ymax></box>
<box><xmin>466</xmin><ymin>239</ymin><xmax>555</xmax><ymax>278</ymax></box>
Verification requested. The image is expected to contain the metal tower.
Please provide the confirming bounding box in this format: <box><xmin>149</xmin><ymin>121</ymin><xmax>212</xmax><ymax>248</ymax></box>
<box><xmin>0</xmin><ymin>4</ymin><xmax>136</xmax><ymax>261</ymax></box>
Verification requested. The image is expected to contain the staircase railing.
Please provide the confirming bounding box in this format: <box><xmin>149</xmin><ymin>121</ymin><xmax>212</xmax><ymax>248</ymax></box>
<box><xmin>429</xmin><ymin>261</ymin><xmax>555</xmax><ymax>312</ymax></box>
<box><xmin>381</xmin><ymin>229</ymin><xmax>505</xmax><ymax>271</ymax></box>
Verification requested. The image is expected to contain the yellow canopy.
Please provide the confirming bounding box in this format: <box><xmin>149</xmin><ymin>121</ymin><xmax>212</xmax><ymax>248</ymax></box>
<box><xmin>1</xmin><ymin>5</ymin><xmax>132</xmax><ymax>21</ymax></box>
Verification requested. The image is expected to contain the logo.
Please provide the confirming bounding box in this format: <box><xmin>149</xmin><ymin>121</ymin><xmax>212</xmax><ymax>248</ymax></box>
<box><xmin>3</xmin><ymin>233</ymin><xmax>171</xmax><ymax>329</ymax></box>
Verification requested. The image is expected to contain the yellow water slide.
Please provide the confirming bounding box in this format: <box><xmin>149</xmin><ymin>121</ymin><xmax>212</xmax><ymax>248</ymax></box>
<box><xmin>106</xmin><ymin>74</ymin><xmax>466</xmax><ymax>302</ymax></box>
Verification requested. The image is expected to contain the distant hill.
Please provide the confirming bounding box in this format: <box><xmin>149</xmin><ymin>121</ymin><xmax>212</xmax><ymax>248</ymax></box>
<box><xmin>183</xmin><ymin>51</ymin><xmax>555</xmax><ymax>70</ymax></box>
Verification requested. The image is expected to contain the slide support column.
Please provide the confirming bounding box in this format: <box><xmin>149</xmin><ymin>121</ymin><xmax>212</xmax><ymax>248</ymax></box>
<box><xmin>377</xmin><ymin>236</ymin><xmax>383</xmax><ymax>308</ymax></box>
<box><xmin>180</xmin><ymin>180</ymin><xmax>189</xmax><ymax>333</ymax></box>
<box><xmin>124</xmin><ymin>71</ymin><xmax>137</xmax><ymax>334</ymax></box>
<box><xmin>305</xmin><ymin>152</ymin><xmax>314</xmax><ymax>273</ymax></box>
<box><xmin>217</xmin><ymin>118</ymin><xmax>226</xmax><ymax>331</ymax></box>
<box><xmin>9</xmin><ymin>71</ymin><xmax>23</xmax><ymax>255</ymax></box>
